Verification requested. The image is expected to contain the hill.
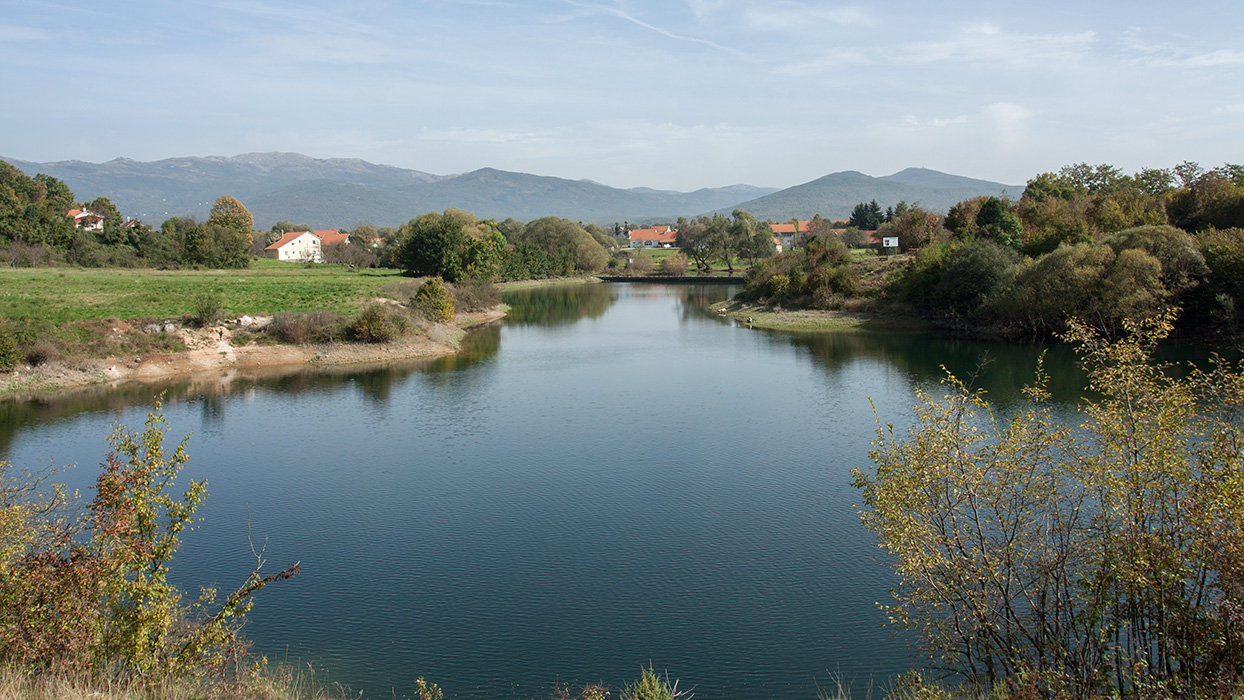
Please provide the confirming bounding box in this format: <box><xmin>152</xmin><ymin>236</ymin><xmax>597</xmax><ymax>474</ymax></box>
<box><xmin>4</xmin><ymin>153</ymin><xmax>1020</xmax><ymax>229</ymax></box>
<box><xmin>720</xmin><ymin>167</ymin><xmax>1022</xmax><ymax>221</ymax></box>
<box><xmin>4</xmin><ymin>153</ymin><xmax>776</xmax><ymax>229</ymax></box>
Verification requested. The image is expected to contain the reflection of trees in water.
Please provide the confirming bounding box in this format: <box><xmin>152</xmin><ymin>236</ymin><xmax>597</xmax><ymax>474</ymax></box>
<box><xmin>501</xmin><ymin>283</ymin><xmax>617</xmax><ymax>327</ymax></box>
<box><xmin>779</xmin><ymin>331</ymin><xmax>1089</xmax><ymax>407</ymax></box>
<box><xmin>783</xmin><ymin>330</ymin><xmax>1243</xmax><ymax>409</ymax></box>
<box><xmin>0</xmin><ymin>324</ymin><xmax>504</xmax><ymax>453</ymax></box>
<box><xmin>673</xmin><ymin>284</ymin><xmax>743</xmax><ymax>324</ymax></box>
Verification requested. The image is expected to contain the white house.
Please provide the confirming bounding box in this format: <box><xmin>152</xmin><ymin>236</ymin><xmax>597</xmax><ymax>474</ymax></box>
<box><xmin>66</xmin><ymin>208</ymin><xmax>104</xmax><ymax>231</ymax></box>
<box><xmin>265</xmin><ymin>230</ymin><xmax>350</xmax><ymax>262</ymax></box>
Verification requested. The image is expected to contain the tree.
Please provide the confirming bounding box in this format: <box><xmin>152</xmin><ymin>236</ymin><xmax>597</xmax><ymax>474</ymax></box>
<box><xmin>517</xmin><ymin>217</ymin><xmax>607</xmax><ymax>273</ymax></box>
<box><xmin>848</xmin><ymin>200</ymin><xmax>884</xmax><ymax>230</ymax></box>
<box><xmin>877</xmin><ymin>205</ymin><xmax>944</xmax><ymax>251</ymax></box>
<box><xmin>974</xmin><ymin>196</ymin><xmax>1023</xmax><ymax>248</ymax></box>
<box><xmin>398</xmin><ymin>210</ymin><xmax>472</xmax><ymax>281</ymax></box>
<box><xmin>207</xmin><ymin>196</ymin><xmax>253</xmax><ymax>233</ymax></box>
<box><xmin>855</xmin><ymin>311</ymin><xmax>1244</xmax><ymax>697</ymax></box>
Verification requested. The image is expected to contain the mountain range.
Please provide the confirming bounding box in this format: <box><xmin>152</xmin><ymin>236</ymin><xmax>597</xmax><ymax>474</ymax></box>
<box><xmin>4</xmin><ymin>152</ymin><xmax>1021</xmax><ymax>229</ymax></box>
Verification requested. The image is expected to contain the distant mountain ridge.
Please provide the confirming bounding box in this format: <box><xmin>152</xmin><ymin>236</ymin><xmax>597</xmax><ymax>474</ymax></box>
<box><xmin>3</xmin><ymin>153</ymin><xmax>1020</xmax><ymax>229</ymax></box>
<box><xmin>721</xmin><ymin>168</ymin><xmax>1022</xmax><ymax>222</ymax></box>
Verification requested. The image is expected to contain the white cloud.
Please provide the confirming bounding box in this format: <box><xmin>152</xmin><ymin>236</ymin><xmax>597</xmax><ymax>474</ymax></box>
<box><xmin>895</xmin><ymin>26</ymin><xmax>1096</xmax><ymax>68</ymax></box>
<box><xmin>685</xmin><ymin>0</ymin><xmax>729</xmax><ymax>19</ymax></box>
<box><xmin>743</xmin><ymin>2</ymin><xmax>873</xmax><ymax>32</ymax></box>
<box><xmin>1119</xmin><ymin>27</ymin><xmax>1244</xmax><ymax>68</ymax></box>
<box><xmin>0</xmin><ymin>23</ymin><xmax>54</xmax><ymax>41</ymax></box>
<box><xmin>775</xmin><ymin>50</ymin><xmax>870</xmax><ymax>76</ymax></box>
<box><xmin>901</xmin><ymin>114</ymin><xmax>970</xmax><ymax>128</ymax></box>
<box><xmin>416</xmin><ymin>127</ymin><xmax>556</xmax><ymax>145</ymax></box>
<box><xmin>563</xmin><ymin>0</ymin><xmax>740</xmax><ymax>53</ymax></box>
<box><xmin>984</xmin><ymin>102</ymin><xmax>1035</xmax><ymax>149</ymax></box>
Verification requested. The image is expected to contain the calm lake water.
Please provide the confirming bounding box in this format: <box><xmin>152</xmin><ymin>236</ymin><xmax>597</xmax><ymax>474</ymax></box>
<box><xmin>2</xmin><ymin>283</ymin><xmax>1103</xmax><ymax>699</ymax></box>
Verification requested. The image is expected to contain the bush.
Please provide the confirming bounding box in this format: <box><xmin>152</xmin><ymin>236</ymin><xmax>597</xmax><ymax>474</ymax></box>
<box><xmin>412</xmin><ymin>278</ymin><xmax>455</xmax><ymax>322</ymax></box>
<box><xmin>191</xmin><ymin>292</ymin><xmax>222</xmax><ymax>327</ymax></box>
<box><xmin>660</xmin><ymin>252</ymin><xmax>689</xmax><ymax>276</ymax></box>
<box><xmin>621</xmin><ymin>665</ymin><xmax>690</xmax><ymax>700</ymax></box>
<box><xmin>351</xmin><ymin>304</ymin><xmax>407</xmax><ymax>343</ymax></box>
<box><xmin>0</xmin><ymin>404</ymin><xmax>297</xmax><ymax>677</ymax></box>
<box><xmin>626</xmin><ymin>254</ymin><xmax>654</xmax><ymax>273</ymax></box>
<box><xmin>0</xmin><ymin>326</ymin><xmax>18</xmax><ymax>370</ymax></box>
<box><xmin>856</xmin><ymin>312</ymin><xmax>1244</xmax><ymax>697</ymax></box>
<box><xmin>450</xmin><ymin>278</ymin><xmax>501</xmax><ymax>312</ymax></box>
<box><xmin>23</xmin><ymin>339</ymin><xmax>59</xmax><ymax>367</ymax></box>
<box><xmin>266</xmin><ymin>312</ymin><xmax>349</xmax><ymax>344</ymax></box>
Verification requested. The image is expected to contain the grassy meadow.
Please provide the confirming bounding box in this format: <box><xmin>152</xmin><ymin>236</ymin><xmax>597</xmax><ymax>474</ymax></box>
<box><xmin>0</xmin><ymin>259</ymin><xmax>407</xmax><ymax>325</ymax></box>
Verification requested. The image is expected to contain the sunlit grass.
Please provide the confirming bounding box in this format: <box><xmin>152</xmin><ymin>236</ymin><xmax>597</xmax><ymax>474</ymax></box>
<box><xmin>0</xmin><ymin>262</ymin><xmax>406</xmax><ymax>324</ymax></box>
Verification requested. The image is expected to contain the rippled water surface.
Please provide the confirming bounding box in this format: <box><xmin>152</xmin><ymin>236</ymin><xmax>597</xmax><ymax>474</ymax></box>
<box><xmin>1</xmin><ymin>283</ymin><xmax>1099</xmax><ymax>699</ymax></box>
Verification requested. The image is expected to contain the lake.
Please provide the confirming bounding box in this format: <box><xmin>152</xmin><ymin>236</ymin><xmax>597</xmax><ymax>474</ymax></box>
<box><xmin>1</xmin><ymin>282</ymin><xmax>1093</xmax><ymax>699</ymax></box>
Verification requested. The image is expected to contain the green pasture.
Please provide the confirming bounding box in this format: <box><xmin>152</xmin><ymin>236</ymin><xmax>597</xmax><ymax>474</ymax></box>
<box><xmin>0</xmin><ymin>260</ymin><xmax>407</xmax><ymax>325</ymax></box>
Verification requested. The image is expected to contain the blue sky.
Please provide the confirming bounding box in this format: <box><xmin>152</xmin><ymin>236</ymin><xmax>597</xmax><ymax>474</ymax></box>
<box><xmin>2</xmin><ymin>0</ymin><xmax>1242</xmax><ymax>190</ymax></box>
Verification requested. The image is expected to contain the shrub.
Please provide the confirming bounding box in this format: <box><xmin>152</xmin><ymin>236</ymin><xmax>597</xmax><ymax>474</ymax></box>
<box><xmin>450</xmin><ymin>278</ymin><xmax>501</xmax><ymax>312</ymax></box>
<box><xmin>266</xmin><ymin>312</ymin><xmax>349</xmax><ymax>344</ymax></box>
<box><xmin>660</xmin><ymin>252</ymin><xmax>689</xmax><ymax>276</ymax></box>
<box><xmin>627</xmin><ymin>254</ymin><xmax>654</xmax><ymax>273</ymax></box>
<box><xmin>0</xmin><ymin>326</ymin><xmax>18</xmax><ymax>370</ymax></box>
<box><xmin>0</xmin><ymin>403</ymin><xmax>298</xmax><ymax>677</ymax></box>
<box><xmin>621</xmin><ymin>665</ymin><xmax>690</xmax><ymax>700</ymax></box>
<box><xmin>765</xmin><ymin>273</ymin><xmax>789</xmax><ymax>299</ymax></box>
<box><xmin>856</xmin><ymin>312</ymin><xmax>1244</xmax><ymax>697</ymax></box>
<box><xmin>412</xmin><ymin>278</ymin><xmax>455</xmax><ymax>322</ymax></box>
<box><xmin>191</xmin><ymin>292</ymin><xmax>222</xmax><ymax>327</ymax></box>
<box><xmin>351</xmin><ymin>304</ymin><xmax>407</xmax><ymax>343</ymax></box>
<box><xmin>23</xmin><ymin>339</ymin><xmax>59</xmax><ymax>367</ymax></box>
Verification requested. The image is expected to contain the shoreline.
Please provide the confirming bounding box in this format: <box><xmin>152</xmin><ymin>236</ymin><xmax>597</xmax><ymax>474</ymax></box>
<box><xmin>712</xmin><ymin>300</ymin><xmax>934</xmax><ymax>333</ymax></box>
<box><xmin>0</xmin><ymin>307</ymin><xmax>506</xmax><ymax>402</ymax></box>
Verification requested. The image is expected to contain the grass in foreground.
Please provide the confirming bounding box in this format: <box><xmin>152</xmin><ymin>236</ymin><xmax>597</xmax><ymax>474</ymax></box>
<box><xmin>0</xmin><ymin>260</ymin><xmax>406</xmax><ymax>325</ymax></box>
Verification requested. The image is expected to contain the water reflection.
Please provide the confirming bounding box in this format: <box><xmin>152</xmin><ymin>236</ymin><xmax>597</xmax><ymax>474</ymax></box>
<box><xmin>0</xmin><ymin>322</ymin><xmax>503</xmax><ymax>456</ymax></box>
<box><xmin>501</xmin><ymin>283</ymin><xmax>617</xmax><ymax>327</ymax></box>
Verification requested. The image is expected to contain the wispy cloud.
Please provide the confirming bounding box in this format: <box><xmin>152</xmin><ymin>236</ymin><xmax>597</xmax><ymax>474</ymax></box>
<box><xmin>902</xmin><ymin>114</ymin><xmax>970</xmax><ymax>129</ymax></box>
<box><xmin>563</xmin><ymin>0</ymin><xmax>742</xmax><ymax>53</ymax></box>
<box><xmin>775</xmin><ymin>50</ymin><xmax>870</xmax><ymax>76</ymax></box>
<box><xmin>416</xmin><ymin>127</ymin><xmax>556</xmax><ymax>145</ymax></box>
<box><xmin>743</xmin><ymin>2</ymin><xmax>873</xmax><ymax>32</ymax></box>
<box><xmin>1119</xmin><ymin>27</ymin><xmax>1244</xmax><ymax>68</ymax></box>
<box><xmin>0</xmin><ymin>23</ymin><xmax>54</xmax><ymax>41</ymax></box>
<box><xmin>895</xmin><ymin>25</ymin><xmax>1096</xmax><ymax>68</ymax></box>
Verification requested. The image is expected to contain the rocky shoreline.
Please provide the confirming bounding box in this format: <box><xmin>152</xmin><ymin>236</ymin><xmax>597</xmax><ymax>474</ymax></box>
<box><xmin>0</xmin><ymin>307</ymin><xmax>506</xmax><ymax>401</ymax></box>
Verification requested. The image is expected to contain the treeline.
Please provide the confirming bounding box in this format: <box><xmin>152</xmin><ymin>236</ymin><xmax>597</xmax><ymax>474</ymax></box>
<box><xmin>381</xmin><ymin>208</ymin><xmax>614</xmax><ymax>281</ymax></box>
<box><xmin>1</xmin><ymin>161</ymin><xmax>256</xmax><ymax>268</ymax></box>
<box><xmin>745</xmin><ymin>161</ymin><xmax>1244</xmax><ymax>338</ymax></box>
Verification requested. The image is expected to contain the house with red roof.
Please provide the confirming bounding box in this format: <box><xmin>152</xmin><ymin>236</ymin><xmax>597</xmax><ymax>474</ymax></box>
<box><xmin>628</xmin><ymin>225</ymin><xmax>678</xmax><ymax>249</ymax></box>
<box><xmin>265</xmin><ymin>230</ymin><xmax>349</xmax><ymax>262</ymax></box>
<box><xmin>66</xmin><ymin>208</ymin><xmax>104</xmax><ymax>232</ymax></box>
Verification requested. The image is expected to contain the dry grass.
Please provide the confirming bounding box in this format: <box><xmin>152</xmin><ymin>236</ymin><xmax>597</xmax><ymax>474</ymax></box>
<box><xmin>0</xmin><ymin>662</ymin><xmax>356</xmax><ymax>700</ymax></box>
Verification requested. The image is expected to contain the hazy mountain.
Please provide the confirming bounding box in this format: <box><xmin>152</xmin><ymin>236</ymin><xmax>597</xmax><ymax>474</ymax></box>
<box><xmin>719</xmin><ymin>167</ymin><xmax>1022</xmax><ymax>221</ymax></box>
<box><xmin>3</xmin><ymin>153</ymin><xmax>776</xmax><ymax>228</ymax></box>
<box><xmin>4</xmin><ymin>153</ymin><xmax>1019</xmax><ymax>229</ymax></box>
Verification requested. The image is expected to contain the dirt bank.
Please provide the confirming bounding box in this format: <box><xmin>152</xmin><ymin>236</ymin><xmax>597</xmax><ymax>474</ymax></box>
<box><xmin>711</xmin><ymin>300</ymin><xmax>931</xmax><ymax>332</ymax></box>
<box><xmin>0</xmin><ymin>307</ymin><xmax>506</xmax><ymax>400</ymax></box>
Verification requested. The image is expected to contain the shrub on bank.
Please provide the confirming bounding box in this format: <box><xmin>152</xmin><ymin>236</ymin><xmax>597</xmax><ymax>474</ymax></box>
<box><xmin>266</xmin><ymin>312</ymin><xmax>350</xmax><ymax>344</ymax></box>
<box><xmin>351</xmin><ymin>304</ymin><xmax>408</xmax><ymax>343</ymax></box>
<box><xmin>449</xmin><ymin>278</ymin><xmax>501</xmax><ymax>312</ymax></box>
<box><xmin>412</xmin><ymin>278</ymin><xmax>455</xmax><ymax>322</ymax></box>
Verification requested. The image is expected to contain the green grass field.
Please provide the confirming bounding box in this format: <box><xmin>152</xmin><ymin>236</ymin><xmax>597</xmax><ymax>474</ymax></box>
<box><xmin>0</xmin><ymin>259</ymin><xmax>408</xmax><ymax>325</ymax></box>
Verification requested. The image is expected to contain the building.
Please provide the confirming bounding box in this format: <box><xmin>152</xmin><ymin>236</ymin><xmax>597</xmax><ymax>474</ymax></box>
<box><xmin>66</xmin><ymin>208</ymin><xmax>104</xmax><ymax>232</ymax></box>
<box><xmin>628</xmin><ymin>225</ymin><xmax>678</xmax><ymax>248</ymax></box>
<box><xmin>265</xmin><ymin>230</ymin><xmax>349</xmax><ymax>262</ymax></box>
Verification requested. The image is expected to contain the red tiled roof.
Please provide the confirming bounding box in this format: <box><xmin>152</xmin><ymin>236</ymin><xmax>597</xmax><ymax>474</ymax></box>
<box><xmin>314</xmin><ymin>229</ymin><xmax>349</xmax><ymax>246</ymax></box>
<box><xmin>769</xmin><ymin>221</ymin><xmax>813</xmax><ymax>235</ymax></box>
<box><xmin>265</xmin><ymin>230</ymin><xmax>313</xmax><ymax>250</ymax></box>
<box><xmin>628</xmin><ymin>226</ymin><xmax>677</xmax><ymax>244</ymax></box>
